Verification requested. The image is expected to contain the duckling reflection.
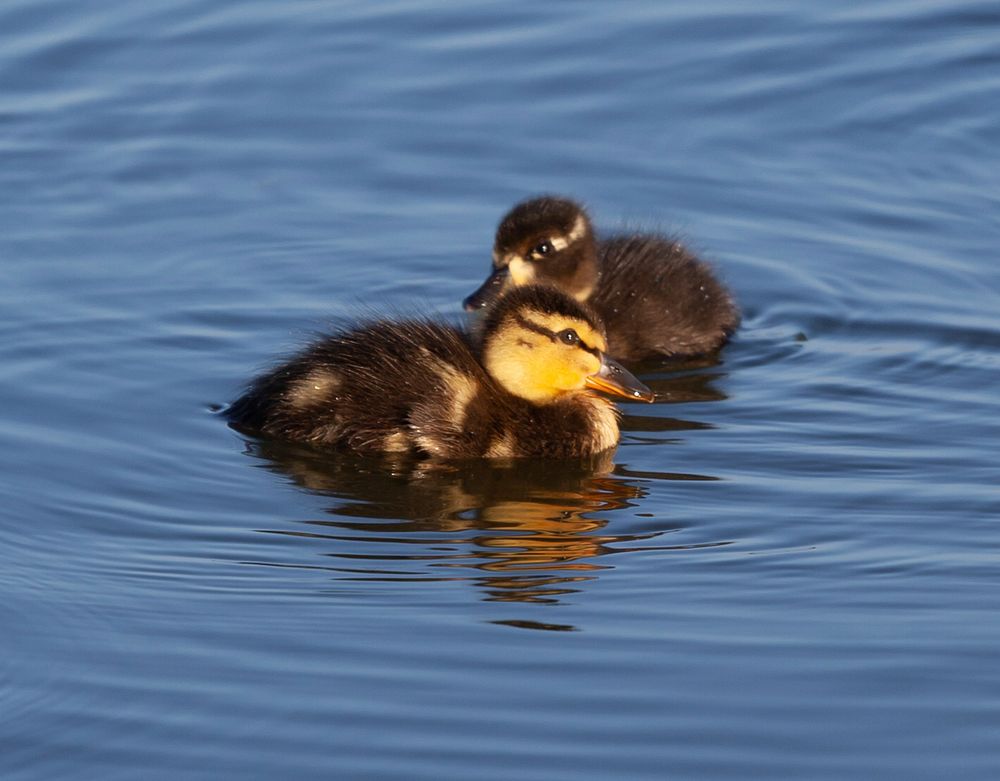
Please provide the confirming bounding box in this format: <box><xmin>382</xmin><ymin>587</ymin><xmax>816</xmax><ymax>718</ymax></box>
<box><xmin>614</xmin><ymin>357</ymin><xmax>731</xmax><ymax>448</ymax></box>
<box><xmin>240</xmin><ymin>439</ymin><xmax>654</xmax><ymax>605</ymax></box>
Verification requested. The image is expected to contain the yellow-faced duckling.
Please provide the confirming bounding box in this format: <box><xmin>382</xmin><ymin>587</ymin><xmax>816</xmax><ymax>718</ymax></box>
<box><xmin>464</xmin><ymin>196</ymin><xmax>740</xmax><ymax>363</ymax></box>
<box><xmin>228</xmin><ymin>285</ymin><xmax>653</xmax><ymax>459</ymax></box>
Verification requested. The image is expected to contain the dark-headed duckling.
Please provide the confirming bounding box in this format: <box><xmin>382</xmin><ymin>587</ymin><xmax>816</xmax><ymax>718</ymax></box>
<box><xmin>228</xmin><ymin>285</ymin><xmax>653</xmax><ymax>459</ymax></box>
<box><xmin>464</xmin><ymin>196</ymin><xmax>739</xmax><ymax>364</ymax></box>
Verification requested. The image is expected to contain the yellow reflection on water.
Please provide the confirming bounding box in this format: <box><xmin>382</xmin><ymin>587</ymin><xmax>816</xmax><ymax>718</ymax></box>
<box><xmin>242</xmin><ymin>442</ymin><xmax>661</xmax><ymax>605</ymax></box>
<box><xmin>238</xmin><ymin>362</ymin><xmax>730</xmax><ymax>616</ymax></box>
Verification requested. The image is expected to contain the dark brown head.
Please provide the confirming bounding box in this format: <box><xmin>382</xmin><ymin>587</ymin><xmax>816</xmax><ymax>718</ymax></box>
<box><xmin>463</xmin><ymin>196</ymin><xmax>600</xmax><ymax>311</ymax></box>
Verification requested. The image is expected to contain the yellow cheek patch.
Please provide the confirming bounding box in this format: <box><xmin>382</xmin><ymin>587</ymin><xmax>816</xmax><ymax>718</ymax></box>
<box><xmin>533</xmin><ymin>348</ymin><xmax>600</xmax><ymax>393</ymax></box>
<box><xmin>508</xmin><ymin>257</ymin><xmax>535</xmax><ymax>286</ymax></box>
<box><xmin>485</xmin><ymin>324</ymin><xmax>603</xmax><ymax>403</ymax></box>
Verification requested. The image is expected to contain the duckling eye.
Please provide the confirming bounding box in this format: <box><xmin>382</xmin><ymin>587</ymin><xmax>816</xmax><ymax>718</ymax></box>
<box><xmin>557</xmin><ymin>328</ymin><xmax>579</xmax><ymax>346</ymax></box>
<box><xmin>531</xmin><ymin>241</ymin><xmax>554</xmax><ymax>258</ymax></box>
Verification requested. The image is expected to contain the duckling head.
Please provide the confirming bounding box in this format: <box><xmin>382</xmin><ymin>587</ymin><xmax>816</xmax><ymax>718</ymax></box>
<box><xmin>464</xmin><ymin>196</ymin><xmax>599</xmax><ymax>311</ymax></box>
<box><xmin>481</xmin><ymin>286</ymin><xmax>653</xmax><ymax>404</ymax></box>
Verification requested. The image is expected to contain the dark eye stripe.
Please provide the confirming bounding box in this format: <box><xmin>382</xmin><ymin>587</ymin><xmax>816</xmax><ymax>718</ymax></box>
<box><xmin>512</xmin><ymin>313</ymin><xmax>600</xmax><ymax>356</ymax></box>
<box><xmin>512</xmin><ymin>313</ymin><xmax>554</xmax><ymax>339</ymax></box>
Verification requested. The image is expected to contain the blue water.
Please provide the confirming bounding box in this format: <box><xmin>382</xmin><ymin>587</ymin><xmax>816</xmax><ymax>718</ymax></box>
<box><xmin>3</xmin><ymin>0</ymin><xmax>1000</xmax><ymax>778</ymax></box>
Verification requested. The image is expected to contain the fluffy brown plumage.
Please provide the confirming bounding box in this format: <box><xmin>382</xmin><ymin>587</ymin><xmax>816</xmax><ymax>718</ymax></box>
<box><xmin>228</xmin><ymin>285</ymin><xmax>652</xmax><ymax>459</ymax></box>
<box><xmin>464</xmin><ymin>195</ymin><xmax>740</xmax><ymax>364</ymax></box>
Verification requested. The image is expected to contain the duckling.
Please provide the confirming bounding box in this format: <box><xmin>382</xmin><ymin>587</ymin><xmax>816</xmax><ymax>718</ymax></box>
<box><xmin>228</xmin><ymin>285</ymin><xmax>653</xmax><ymax>460</ymax></box>
<box><xmin>463</xmin><ymin>196</ymin><xmax>739</xmax><ymax>364</ymax></box>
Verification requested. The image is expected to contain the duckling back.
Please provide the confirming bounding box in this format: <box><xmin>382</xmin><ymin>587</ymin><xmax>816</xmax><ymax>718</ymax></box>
<box><xmin>594</xmin><ymin>234</ymin><xmax>739</xmax><ymax>363</ymax></box>
<box><xmin>227</xmin><ymin>319</ymin><xmax>488</xmax><ymax>456</ymax></box>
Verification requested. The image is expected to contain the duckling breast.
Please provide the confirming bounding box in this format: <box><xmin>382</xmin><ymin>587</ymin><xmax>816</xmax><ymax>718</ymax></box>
<box><xmin>508</xmin><ymin>394</ymin><xmax>620</xmax><ymax>458</ymax></box>
<box><xmin>575</xmin><ymin>394</ymin><xmax>620</xmax><ymax>454</ymax></box>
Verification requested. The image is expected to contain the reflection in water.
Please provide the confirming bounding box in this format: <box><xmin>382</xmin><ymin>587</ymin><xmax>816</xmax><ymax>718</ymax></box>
<box><xmin>630</xmin><ymin>353</ymin><xmax>730</xmax><ymax>405</ymax></box>
<box><xmin>491</xmin><ymin>619</ymin><xmax>579</xmax><ymax>632</ymax></box>
<box><xmin>239</xmin><ymin>438</ymin><xmax>729</xmax><ymax>613</ymax></box>
<box><xmin>644</xmin><ymin>371</ymin><xmax>728</xmax><ymax>405</ymax></box>
<box><xmin>233</xmin><ymin>366</ymin><xmax>732</xmax><ymax>619</ymax></box>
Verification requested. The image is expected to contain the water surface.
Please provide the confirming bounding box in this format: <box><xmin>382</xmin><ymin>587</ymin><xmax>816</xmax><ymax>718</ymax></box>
<box><xmin>2</xmin><ymin>1</ymin><xmax>999</xmax><ymax>779</ymax></box>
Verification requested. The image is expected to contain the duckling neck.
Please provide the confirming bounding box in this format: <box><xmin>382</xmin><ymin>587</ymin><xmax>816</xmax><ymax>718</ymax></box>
<box><xmin>568</xmin><ymin>250</ymin><xmax>600</xmax><ymax>302</ymax></box>
<box><xmin>573</xmin><ymin>393</ymin><xmax>620</xmax><ymax>452</ymax></box>
<box><xmin>545</xmin><ymin>392</ymin><xmax>620</xmax><ymax>454</ymax></box>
